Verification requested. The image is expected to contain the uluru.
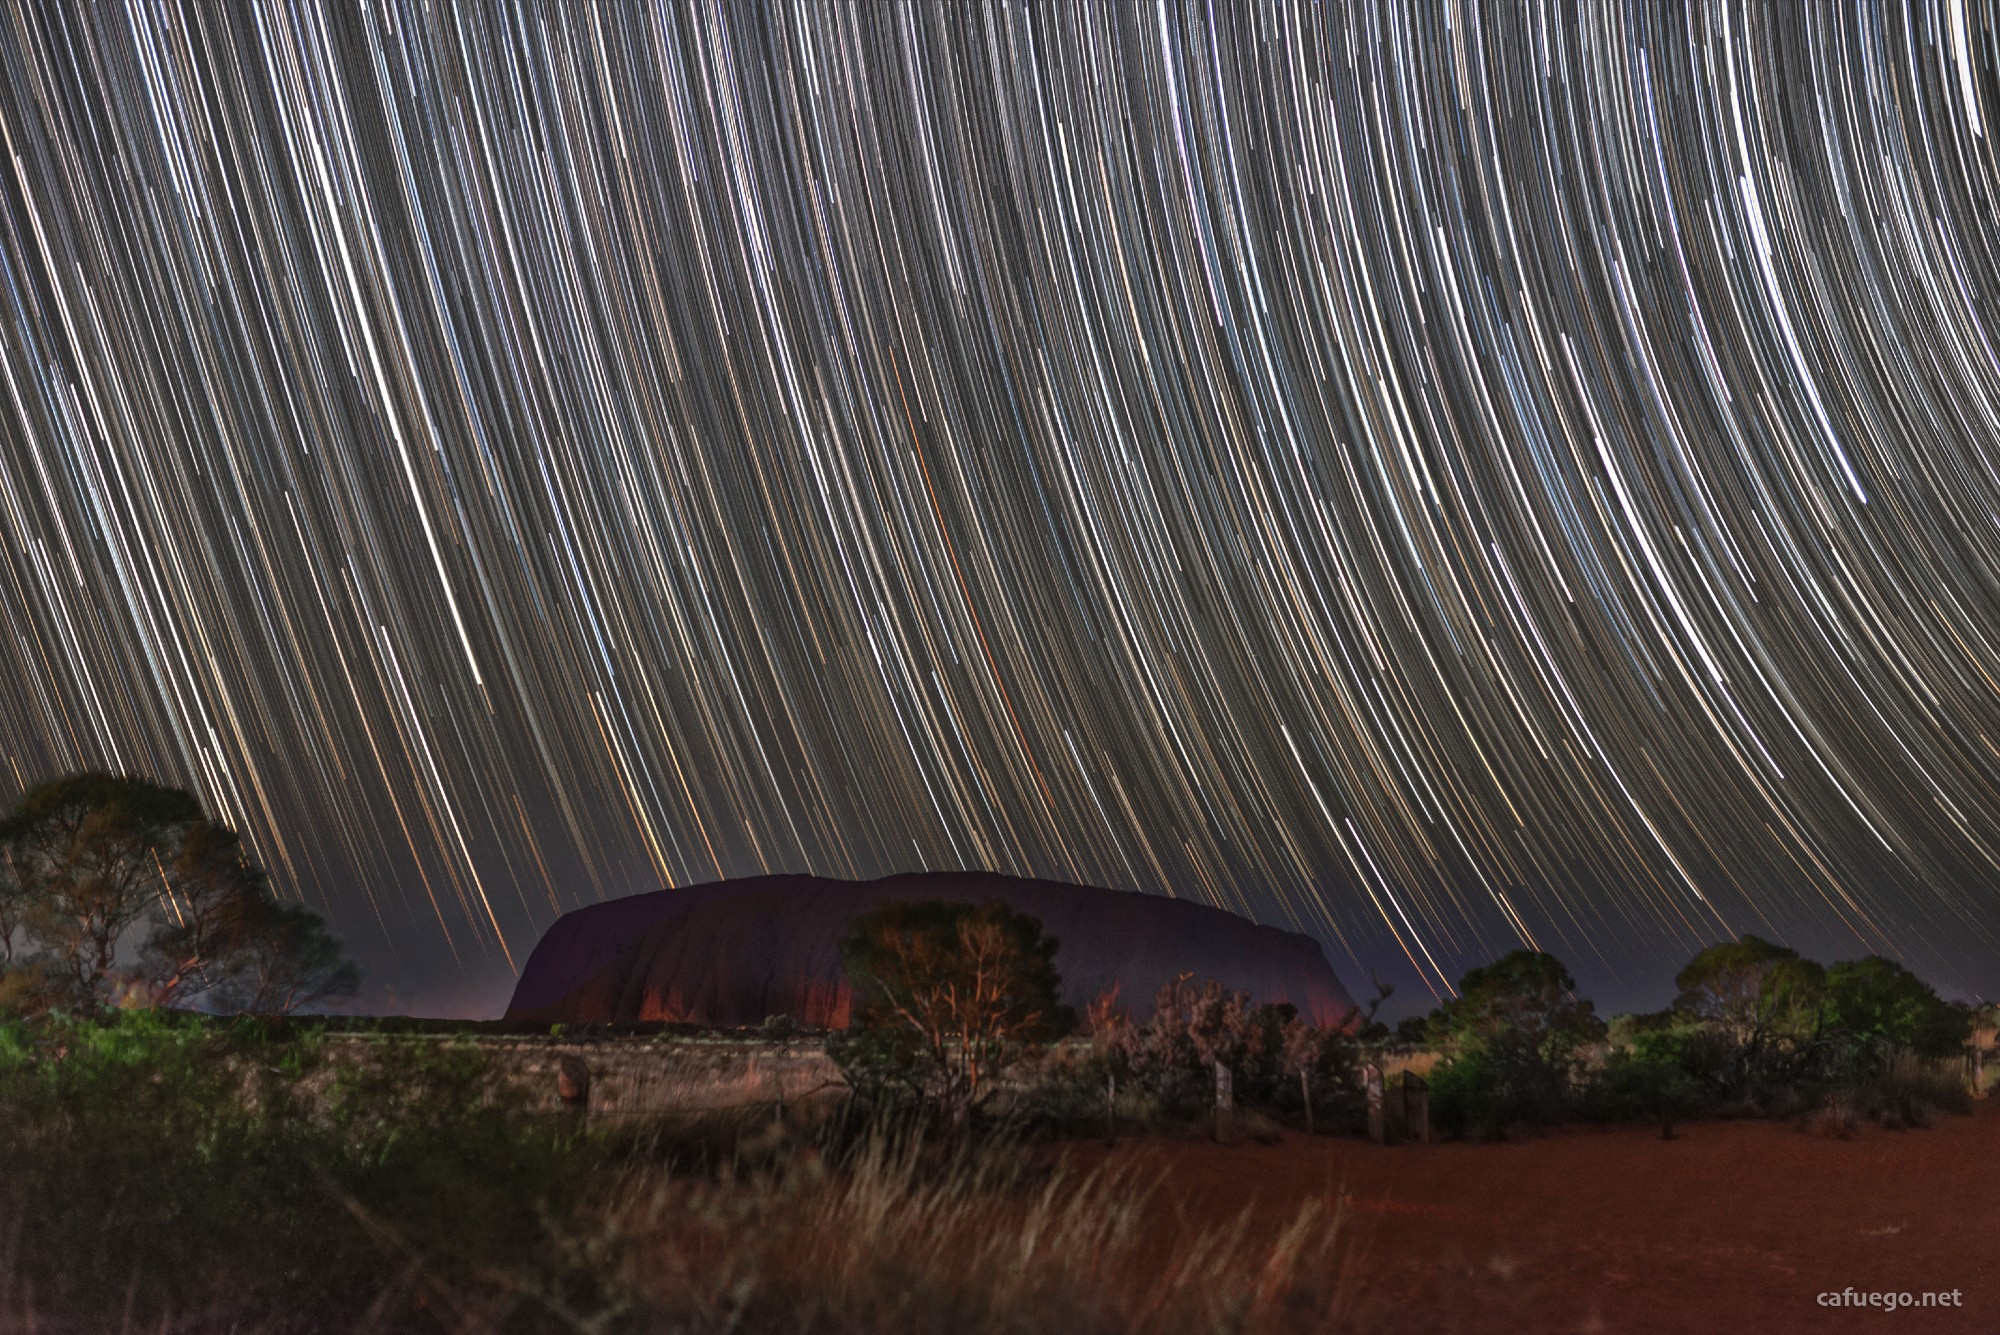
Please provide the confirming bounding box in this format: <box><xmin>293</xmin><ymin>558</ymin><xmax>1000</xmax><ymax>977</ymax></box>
<box><xmin>505</xmin><ymin>871</ymin><xmax>1358</xmax><ymax>1029</ymax></box>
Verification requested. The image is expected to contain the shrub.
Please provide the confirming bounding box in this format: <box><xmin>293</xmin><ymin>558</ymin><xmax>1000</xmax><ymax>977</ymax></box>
<box><xmin>1852</xmin><ymin>1048</ymin><xmax>1972</xmax><ymax>1127</ymax></box>
<box><xmin>1082</xmin><ymin>979</ymin><xmax>1359</xmax><ymax>1128</ymax></box>
<box><xmin>0</xmin><ymin>1011</ymin><xmax>605</xmax><ymax>1331</ymax></box>
<box><xmin>1276</xmin><ymin>1012</ymin><xmax>1364</xmax><ymax>1129</ymax></box>
<box><xmin>1425</xmin><ymin>950</ymin><xmax>1603</xmax><ymax>1133</ymax></box>
<box><xmin>0</xmin><ymin>772</ymin><xmax>358</xmax><ymax>1015</ymax></box>
<box><xmin>1821</xmin><ymin>957</ymin><xmax>1968</xmax><ymax>1061</ymax></box>
<box><xmin>1596</xmin><ymin>1026</ymin><xmax>1720</xmax><ymax>1136</ymax></box>
<box><xmin>0</xmin><ymin>1012</ymin><xmax>1354</xmax><ymax>1333</ymax></box>
<box><xmin>1427</xmin><ymin>1047</ymin><xmax>1511</xmax><ymax>1139</ymax></box>
<box><xmin>1092</xmin><ymin>978</ymin><xmax>1269</xmax><ymax>1117</ymax></box>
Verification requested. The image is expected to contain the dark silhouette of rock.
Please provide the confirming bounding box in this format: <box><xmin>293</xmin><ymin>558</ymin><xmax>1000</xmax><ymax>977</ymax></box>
<box><xmin>504</xmin><ymin>871</ymin><xmax>1358</xmax><ymax>1029</ymax></box>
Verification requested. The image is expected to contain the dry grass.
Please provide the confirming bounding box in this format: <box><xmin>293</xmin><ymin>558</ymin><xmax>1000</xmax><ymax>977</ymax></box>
<box><xmin>570</xmin><ymin>1126</ymin><xmax>1346</xmax><ymax>1335</ymax></box>
<box><xmin>0</xmin><ymin>1025</ymin><xmax>1351</xmax><ymax>1335</ymax></box>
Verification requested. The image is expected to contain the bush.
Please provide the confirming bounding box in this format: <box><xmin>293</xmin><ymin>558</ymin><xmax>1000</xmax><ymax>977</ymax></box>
<box><xmin>1427</xmin><ymin>1046</ymin><xmax>1505</xmax><ymax>1139</ymax></box>
<box><xmin>1090</xmin><ymin>978</ymin><xmax>1344</xmax><ymax>1121</ymax></box>
<box><xmin>1853</xmin><ymin>1049</ymin><xmax>1972</xmax><ymax>1127</ymax></box>
<box><xmin>1424</xmin><ymin>951</ymin><xmax>1603</xmax><ymax>1134</ymax></box>
<box><xmin>0</xmin><ymin>1011</ymin><xmax>608</xmax><ymax>1331</ymax></box>
<box><xmin>0</xmin><ymin>1012</ymin><xmax>1353</xmax><ymax>1334</ymax></box>
<box><xmin>1596</xmin><ymin>1027</ymin><xmax>1720</xmax><ymax>1136</ymax></box>
<box><xmin>1821</xmin><ymin>957</ymin><xmax>1968</xmax><ymax>1060</ymax></box>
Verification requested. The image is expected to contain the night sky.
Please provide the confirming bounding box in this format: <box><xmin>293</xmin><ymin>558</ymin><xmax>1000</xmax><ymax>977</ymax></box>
<box><xmin>1</xmin><ymin>2</ymin><xmax>1997</xmax><ymax>1018</ymax></box>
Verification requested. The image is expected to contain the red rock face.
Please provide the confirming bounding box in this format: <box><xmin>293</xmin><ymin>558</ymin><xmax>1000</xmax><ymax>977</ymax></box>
<box><xmin>504</xmin><ymin>871</ymin><xmax>1359</xmax><ymax>1029</ymax></box>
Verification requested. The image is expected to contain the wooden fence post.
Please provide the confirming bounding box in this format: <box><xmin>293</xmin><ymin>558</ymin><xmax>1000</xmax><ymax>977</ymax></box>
<box><xmin>1106</xmin><ymin>1072</ymin><xmax>1118</xmax><ymax>1147</ymax></box>
<box><xmin>558</xmin><ymin>1054</ymin><xmax>591</xmax><ymax>1133</ymax></box>
<box><xmin>1214</xmin><ymin>1061</ymin><xmax>1234</xmax><ymax>1143</ymax></box>
<box><xmin>1364</xmin><ymin>1062</ymin><xmax>1385</xmax><ymax>1145</ymax></box>
<box><xmin>1400</xmin><ymin>1072</ymin><xmax>1430</xmax><ymax>1144</ymax></box>
<box><xmin>1300</xmin><ymin>1068</ymin><xmax>1314</xmax><ymax>1137</ymax></box>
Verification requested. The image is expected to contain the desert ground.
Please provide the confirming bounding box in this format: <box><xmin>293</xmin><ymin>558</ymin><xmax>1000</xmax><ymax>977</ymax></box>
<box><xmin>1079</xmin><ymin>1102</ymin><xmax>1998</xmax><ymax>1334</ymax></box>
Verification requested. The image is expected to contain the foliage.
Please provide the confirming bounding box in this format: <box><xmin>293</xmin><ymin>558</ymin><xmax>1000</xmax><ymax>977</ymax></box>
<box><xmin>0</xmin><ymin>771</ymin><xmax>358</xmax><ymax>1015</ymax></box>
<box><xmin>1427</xmin><ymin>1045</ymin><xmax>1505</xmax><ymax>1139</ymax></box>
<box><xmin>5</xmin><ymin>772</ymin><xmax>202</xmax><ymax>999</ymax></box>
<box><xmin>1596</xmin><ymin>1025</ymin><xmax>1721</xmax><ymax>1136</ymax></box>
<box><xmin>1392</xmin><ymin>1013</ymin><xmax>1431</xmax><ymax>1045</ymax></box>
<box><xmin>1585</xmin><ymin>945</ymin><xmax>1981</xmax><ymax>1131</ymax></box>
<box><xmin>1670</xmin><ymin>936</ymin><xmax>1826</xmax><ymax>1089</ymax></box>
<box><xmin>1277</xmin><ymin>1010</ymin><xmax>1364</xmax><ymax>1124</ymax></box>
<box><xmin>1094</xmin><ymin>977</ymin><xmax>1266</xmax><ymax>1115</ymax></box>
<box><xmin>832</xmin><ymin>898</ymin><xmax>1071</xmax><ymax>1120</ymax></box>
<box><xmin>0</xmin><ymin>1012</ymin><xmax>1349</xmax><ymax>1334</ymax></box>
<box><xmin>0</xmin><ymin>1010</ymin><xmax>612</xmax><ymax>1332</ymax></box>
<box><xmin>1423</xmin><ymin>950</ymin><xmax>1604</xmax><ymax>1134</ymax></box>
<box><xmin>1821</xmin><ymin>956</ymin><xmax>1968</xmax><ymax>1061</ymax></box>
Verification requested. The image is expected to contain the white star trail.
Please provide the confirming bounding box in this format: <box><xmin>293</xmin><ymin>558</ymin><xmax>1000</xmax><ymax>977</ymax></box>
<box><xmin>0</xmin><ymin>1</ymin><xmax>1997</xmax><ymax>1010</ymax></box>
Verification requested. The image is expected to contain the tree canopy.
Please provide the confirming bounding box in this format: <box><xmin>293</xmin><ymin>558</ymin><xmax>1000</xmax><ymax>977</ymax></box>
<box><xmin>1425</xmin><ymin>949</ymin><xmax>1605</xmax><ymax>1135</ymax></box>
<box><xmin>835</xmin><ymin>898</ymin><xmax>1070</xmax><ymax>1119</ymax></box>
<box><xmin>0</xmin><ymin>772</ymin><xmax>357</xmax><ymax>1016</ymax></box>
<box><xmin>1822</xmin><ymin>956</ymin><xmax>1967</xmax><ymax>1059</ymax></box>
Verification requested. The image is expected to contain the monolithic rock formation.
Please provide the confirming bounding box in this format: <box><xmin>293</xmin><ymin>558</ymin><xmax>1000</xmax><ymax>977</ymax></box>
<box><xmin>504</xmin><ymin>871</ymin><xmax>1358</xmax><ymax>1029</ymax></box>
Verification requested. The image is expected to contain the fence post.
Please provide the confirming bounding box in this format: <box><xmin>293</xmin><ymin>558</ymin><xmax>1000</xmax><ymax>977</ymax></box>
<box><xmin>1300</xmin><ymin>1067</ymin><xmax>1314</xmax><ymax>1137</ymax></box>
<box><xmin>1214</xmin><ymin>1061</ymin><xmax>1234</xmax><ymax>1143</ymax></box>
<box><xmin>1106</xmin><ymin>1072</ymin><xmax>1118</xmax><ymax>1146</ymax></box>
<box><xmin>1364</xmin><ymin>1062</ymin><xmax>1385</xmax><ymax>1144</ymax></box>
<box><xmin>1401</xmin><ymin>1072</ymin><xmax>1430</xmax><ymax>1144</ymax></box>
<box><xmin>557</xmin><ymin>1054</ymin><xmax>591</xmax><ymax>1134</ymax></box>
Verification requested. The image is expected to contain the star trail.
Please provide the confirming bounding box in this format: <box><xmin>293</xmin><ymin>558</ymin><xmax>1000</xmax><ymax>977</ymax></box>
<box><xmin>2</xmin><ymin>1</ymin><xmax>1998</xmax><ymax>1013</ymax></box>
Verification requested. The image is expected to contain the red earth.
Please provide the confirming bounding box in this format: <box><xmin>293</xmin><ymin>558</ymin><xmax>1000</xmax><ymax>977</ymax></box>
<box><xmin>1079</xmin><ymin>1099</ymin><xmax>2000</xmax><ymax>1334</ymax></box>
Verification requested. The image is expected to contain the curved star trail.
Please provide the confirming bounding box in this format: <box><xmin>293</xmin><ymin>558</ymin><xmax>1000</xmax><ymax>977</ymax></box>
<box><xmin>2</xmin><ymin>1</ymin><xmax>1998</xmax><ymax>1012</ymax></box>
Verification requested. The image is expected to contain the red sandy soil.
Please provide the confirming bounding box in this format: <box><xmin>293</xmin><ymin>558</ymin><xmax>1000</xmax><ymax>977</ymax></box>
<box><xmin>1082</xmin><ymin>1100</ymin><xmax>2000</xmax><ymax>1334</ymax></box>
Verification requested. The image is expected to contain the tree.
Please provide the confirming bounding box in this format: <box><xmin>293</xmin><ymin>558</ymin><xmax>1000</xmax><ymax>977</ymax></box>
<box><xmin>1671</xmin><ymin>936</ymin><xmax>1825</xmax><ymax>1087</ymax></box>
<box><xmin>834</xmin><ymin>898</ymin><xmax>1071</xmax><ymax>1120</ymax></box>
<box><xmin>207</xmin><ymin>898</ymin><xmax>360</xmax><ymax>1014</ymax></box>
<box><xmin>6</xmin><ymin>774</ymin><xmax>202</xmax><ymax>1001</ymax></box>
<box><xmin>1095</xmin><ymin>976</ymin><xmax>1282</xmax><ymax>1114</ymax></box>
<box><xmin>1426</xmin><ymin>950</ymin><xmax>1605</xmax><ymax>1133</ymax></box>
<box><xmin>0</xmin><ymin>842</ymin><xmax>28</xmax><ymax>965</ymax></box>
<box><xmin>1</xmin><ymin>772</ymin><xmax>358</xmax><ymax>1015</ymax></box>
<box><xmin>1821</xmin><ymin>957</ymin><xmax>1967</xmax><ymax>1061</ymax></box>
<box><xmin>138</xmin><ymin>820</ymin><xmax>268</xmax><ymax>1008</ymax></box>
<box><xmin>1429</xmin><ymin>950</ymin><xmax>1605</xmax><ymax>1062</ymax></box>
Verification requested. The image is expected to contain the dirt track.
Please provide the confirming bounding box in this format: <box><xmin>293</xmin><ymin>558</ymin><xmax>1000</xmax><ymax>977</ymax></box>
<box><xmin>1084</xmin><ymin>1100</ymin><xmax>2000</xmax><ymax>1334</ymax></box>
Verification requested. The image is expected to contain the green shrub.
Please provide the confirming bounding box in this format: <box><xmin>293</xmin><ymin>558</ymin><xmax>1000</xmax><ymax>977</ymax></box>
<box><xmin>1596</xmin><ymin>1027</ymin><xmax>1720</xmax><ymax>1135</ymax></box>
<box><xmin>1424</xmin><ymin>951</ymin><xmax>1603</xmax><ymax>1134</ymax></box>
<box><xmin>1821</xmin><ymin>957</ymin><xmax>1969</xmax><ymax>1060</ymax></box>
<box><xmin>1427</xmin><ymin>1047</ymin><xmax>1506</xmax><ymax>1139</ymax></box>
<box><xmin>0</xmin><ymin>1012</ymin><xmax>614</xmax><ymax>1331</ymax></box>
